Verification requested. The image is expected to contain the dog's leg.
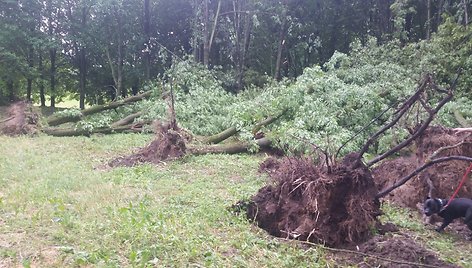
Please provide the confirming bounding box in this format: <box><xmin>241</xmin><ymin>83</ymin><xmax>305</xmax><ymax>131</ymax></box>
<box><xmin>436</xmin><ymin>218</ymin><xmax>453</xmax><ymax>232</ymax></box>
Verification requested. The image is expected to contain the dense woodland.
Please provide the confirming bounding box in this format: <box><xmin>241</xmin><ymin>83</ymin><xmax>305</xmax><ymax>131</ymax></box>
<box><xmin>1</xmin><ymin>0</ymin><xmax>471</xmax><ymax>155</ymax></box>
<box><xmin>0</xmin><ymin>0</ymin><xmax>470</xmax><ymax>104</ymax></box>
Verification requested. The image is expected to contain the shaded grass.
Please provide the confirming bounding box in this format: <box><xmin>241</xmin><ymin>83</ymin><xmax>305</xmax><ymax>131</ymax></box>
<box><xmin>0</xmin><ymin>134</ymin><xmax>327</xmax><ymax>267</ymax></box>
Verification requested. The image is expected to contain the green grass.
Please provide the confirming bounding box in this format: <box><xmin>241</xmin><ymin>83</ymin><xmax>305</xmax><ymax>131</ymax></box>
<box><xmin>0</xmin><ymin>134</ymin><xmax>328</xmax><ymax>267</ymax></box>
<box><xmin>1</xmin><ymin>133</ymin><xmax>471</xmax><ymax>267</ymax></box>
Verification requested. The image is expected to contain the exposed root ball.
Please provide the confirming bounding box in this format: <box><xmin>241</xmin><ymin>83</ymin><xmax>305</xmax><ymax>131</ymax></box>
<box><xmin>373</xmin><ymin>126</ymin><xmax>472</xmax><ymax>208</ymax></box>
<box><xmin>109</xmin><ymin>122</ymin><xmax>186</xmax><ymax>167</ymax></box>
<box><xmin>0</xmin><ymin>101</ymin><xmax>39</xmax><ymax>136</ymax></box>
<box><xmin>248</xmin><ymin>153</ymin><xmax>381</xmax><ymax>246</ymax></box>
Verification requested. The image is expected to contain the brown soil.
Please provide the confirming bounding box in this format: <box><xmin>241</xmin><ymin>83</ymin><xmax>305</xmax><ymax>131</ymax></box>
<box><xmin>0</xmin><ymin>101</ymin><xmax>39</xmax><ymax>136</ymax></box>
<box><xmin>109</xmin><ymin>121</ymin><xmax>187</xmax><ymax>167</ymax></box>
<box><xmin>248</xmin><ymin>153</ymin><xmax>381</xmax><ymax>247</ymax></box>
<box><xmin>333</xmin><ymin>234</ymin><xmax>461</xmax><ymax>268</ymax></box>
<box><xmin>373</xmin><ymin>126</ymin><xmax>472</xmax><ymax>209</ymax></box>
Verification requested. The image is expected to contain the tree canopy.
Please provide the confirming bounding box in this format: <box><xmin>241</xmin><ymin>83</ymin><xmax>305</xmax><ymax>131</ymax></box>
<box><xmin>1</xmin><ymin>0</ymin><xmax>470</xmax><ymax>107</ymax></box>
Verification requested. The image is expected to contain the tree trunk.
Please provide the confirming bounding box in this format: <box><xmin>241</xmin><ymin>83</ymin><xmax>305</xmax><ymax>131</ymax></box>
<box><xmin>203</xmin><ymin>0</ymin><xmax>210</xmax><ymax>67</ymax></box>
<box><xmin>203</xmin><ymin>126</ymin><xmax>238</xmax><ymax>144</ymax></box>
<box><xmin>143</xmin><ymin>0</ymin><xmax>151</xmax><ymax>81</ymax></box>
<box><xmin>46</xmin><ymin>91</ymin><xmax>152</xmax><ymax>126</ymax></box>
<box><xmin>26</xmin><ymin>46</ymin><xmax>34</xmax><ymax>101</ymax></box>
<box><xmin>110</xmin><ymin>112</ymin><xmax>143</xmax><ymax>128</ymax></box>
<box><xmin>39</xmin><ymin>53</ymin><xmax>46</xmax><ymax>107</ymax></box>
<box><xmin>79</xmin><ymin>6</ymin><xmax>88</xmax><ymax>110</ymax></box>
<box><xmin>209</xmin><ymin>0</ymin><xmax>221</xmax><ymax>53</ymax></box>
<box><xmin>463</xmin><ymin>0</ymin><xmax>469</xmax><ymax>27</ymax></box>
<box><xmin>43</xmin><ymin>122</ymin><xmax>151</xmax><ymax>137</ymax></box>
<box><xmin>203</xmin><ymin>112</ymin><xmax>285</xmax><ymax>144</ymax></box>
<box><xmin>106</xmin><ymin>6</ymin><xmax>124</xmax><ymax>98</ymax></box>
<box><xmin>26</xmin><ymin>79</ymin><xmax>33</xmax><ymax>102</ymax></box>
<box><xmin>7</xmin><ymin>80</ymin><xmax>14</xmax><ymax>102</ymax></box>
<box><xmin>79</xmin><ymin>47</ymin><xmax>87</xmax><ymax>109</ymax></box>
<box><xmin>48</xmin><ymin>3</ymin><xmax>56</xmax><ymax>110</ymax></box>
<box><xmin>50</xmin><ymin>48</ymin><xmax>56</xmax><ymax>109</ymax></box>
<box><xmin>274</xmin><ymin>2</ymin><xmax>287</xmax><ymax>80</ymax></box>
<box><xmin>116</xmin><ymin>10</ymin><xmax>124</xmax><ymax>98</ymax></box>
<box><xmin>189</xmin><ymin>137</ymin><xmax>271</xmax><ymax>155</ymax></box>
<box><xmin>426</xmin><ymin>0</ymin><xmax>431</xmax><ymax>39</ymax></box>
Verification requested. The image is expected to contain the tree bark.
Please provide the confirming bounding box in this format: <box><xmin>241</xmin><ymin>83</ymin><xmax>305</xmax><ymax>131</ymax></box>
<box><xmin>110</xmin><ymin>112</ymin><xmax>143</xmax><ymax>128</ymax></box>
<box><xmin>209</xmin><ymin>0</ymin><xmax>221</xmax><ymax>53</ymax></box>
<box><xmin>50</xmin><ymin>48</ymin><xmax>57</xmax><ymax>109</ymax></box>
<box><xmin>463</xmin><ymin>0</ymin><xmax>469</xmax><ymax>27</ymax></box>
<box><xmin>43</xmin><ymin>121</ymin><xmax>151</xmax><ymax>137</ymax></box>
<box><xmin>203</xmin><ymin>126</ymin><xmax>238</xmax><ymax>144</ymax></box>
<box><xmin>26</xmin><ymin>46</ymin><xmax>34</xmax><ymax>101</ymax></box>
<box><xmin>39</xmin><ymin>53</ymin><xmax>46</xmax><ymax>107</ymax></box>
<box><xmin>203</xmin><ymin>0</ymin><xmax>210</xmax><ymax>67</ymax></box>
<box><xmin>7</xmin><ymin>80</ymin><xmax>14</xmax><ymax>101</ymax></box>
<box><xmin>79</xmin><ymin>6</ymin><xmax>88</xmax><ymax>110</ymax></box>
<box><xmin>426</xmin><ymin>0</ymin><xmax>431</xmax><ymax>40</ymax></box>
<box><xmin>274</xmin><ymin>1</ymin><xmax>287</xmax><ymax>80</ymax></box>
<box><xmin>189</xmin><ymin>137</ymin><xmax>271</xmax><ymax>155</ymax></box>
<box><xmin>203</xmin><ymin>112</ymin><xmax>285</xmax><ymax>144</ymax></box>
<box><xmin>46</xmin><ymin>91</ymin><xmax>152</xmax><ymax>126</ymax></box>
<box><xmin>143</xmin><ymin>0</ymin><xmax>151</xmax><ymax>81</ymax></box>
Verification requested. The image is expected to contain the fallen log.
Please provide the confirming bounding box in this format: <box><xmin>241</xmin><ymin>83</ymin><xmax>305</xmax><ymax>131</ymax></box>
<box><xmin>203</xmin><ymin>111</ymin><xmax>285</xmax><ymax>144</ymax></box>
<box><xmin>46</xmin><ymin>91</ymin><xmax>152</xmax><ymax>126</ymax></box>
<box><xmin>43</xmin><ymin>120</ymin><xmax>152</xmax><ymax>137</ymax></box>
<box><xmin>190</xmin><ymin>137</ymin><xmax>271</xmax><ymax>155</ymax></box>
<box><xmin>110</xmin><ymin>112</ymin><xmax>143</xmax><ymax>128</ymax></box>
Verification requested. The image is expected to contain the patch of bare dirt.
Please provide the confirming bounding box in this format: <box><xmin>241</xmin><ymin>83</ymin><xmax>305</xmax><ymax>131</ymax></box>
<box><xmin>0</xmin><ymin>101</ymin><xmax>39</xmax><ymax>136</ymax></box>
<box><xmin>247</xmin><ymin>153</ymin><xmax>381</xmax><ymax>247</ymax></box>
<box><xmin>109</xmin><ymin>121</ymin><xmax>187</xmax><ymax>167</ymax></box>
<box><xmin>333</xmin><ymin>234</ymin><xmax>460</xmax><ymax>268</ymax></box>
<box><xmin>373</xmin><ymin>126</ymin><xmax>472</xmax><ymax>209</ymax></box>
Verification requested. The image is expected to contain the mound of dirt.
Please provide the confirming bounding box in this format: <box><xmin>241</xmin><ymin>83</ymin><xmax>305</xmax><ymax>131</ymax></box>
<box><xmin>247</xmin><ymin>153</ymin><xmax>381</xmax><ymax>247</ymax></box>
<box><xmin>0</xmin><ymin>101</ymin><xmax>39</xmax><ymax>136</ymax></box>
<box><xmin>373</xmin><ymin>126</ymin><xmax>472</xmax><ymax>208</ymax></box>
<box><xmin>109</xmin><ymin>122</ymin><xmax>187</xmax><ymax>167</ymax></box>
<box><xmin>335</xmin><ymin>234</ymin><xmax>460</xmax><ymax>268</ymax></box>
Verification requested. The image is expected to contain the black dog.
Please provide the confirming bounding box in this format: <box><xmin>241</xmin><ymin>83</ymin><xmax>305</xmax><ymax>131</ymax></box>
<box><xmin>423</xmin><ymin>197</ymin><xmax>472</xmax><ymax>232</ymax></box>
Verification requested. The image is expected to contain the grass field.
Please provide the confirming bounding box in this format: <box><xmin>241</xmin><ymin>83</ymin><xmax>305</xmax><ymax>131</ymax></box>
<box><xmin>0</xmin><ymin>133</ymin><xmax>471</xmax><ymax>267</ymax></box>
<box><xmin>0</xmin><ymin>134</ymin><xmax>328</xmax><ymax>267</ymax></box>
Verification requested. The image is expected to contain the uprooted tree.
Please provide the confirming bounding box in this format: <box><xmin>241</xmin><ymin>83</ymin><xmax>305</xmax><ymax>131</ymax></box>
<box><xmin>245</xmin><ymin>73</ymin><xmax>472</xmax><ymax>247</ymax></box>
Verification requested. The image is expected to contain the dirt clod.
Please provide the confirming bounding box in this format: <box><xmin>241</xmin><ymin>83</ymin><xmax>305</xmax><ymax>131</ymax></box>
<box><xmin>334</xmin><ymin>234</ymin><xmax>460</xmax><ymax>268</ymax></box>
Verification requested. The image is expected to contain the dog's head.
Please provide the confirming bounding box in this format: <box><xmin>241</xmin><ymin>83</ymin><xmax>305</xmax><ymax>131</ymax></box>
<box><xmin>423</xmin><ymin>197</ymin><xmax>443</xmax><ymax>216</ymax></box>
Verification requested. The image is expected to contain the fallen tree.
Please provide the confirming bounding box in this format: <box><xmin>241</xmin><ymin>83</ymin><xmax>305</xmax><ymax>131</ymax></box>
<box><xmin>43</xmin><ymin>120</ymin><xmax>152</xmax><ymax>137</ymax></box>
<box><xmin>46</xmin><ymin>91</ymin><xmax>152</xmax><ymax>126</ymax></box>
<box><xmin>245</xmin><ymin>72</ymin><xmax>467</xmax><ymax>247</ymax></box>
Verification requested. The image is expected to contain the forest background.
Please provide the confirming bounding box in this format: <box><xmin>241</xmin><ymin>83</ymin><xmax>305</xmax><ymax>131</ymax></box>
<box><xmin>1</xmin><ymin>0</ymin><xmax>471</xmax><ymax>155</ymax></box>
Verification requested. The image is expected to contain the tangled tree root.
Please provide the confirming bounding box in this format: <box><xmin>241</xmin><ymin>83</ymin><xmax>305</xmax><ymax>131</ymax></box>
<box><xmin>0</xmin><ymin>101</ymin><xmax>39</xmax><ymax>136</ymax></box>
<box><xmin>247</xmin><ymin>153</ymin><xmax>381</xmax><ymax>247</ymax></box>
<box><xmin>109</xmin><ymin>121</ymin><xmax>187</xmax><ymax>167</ymax></box>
